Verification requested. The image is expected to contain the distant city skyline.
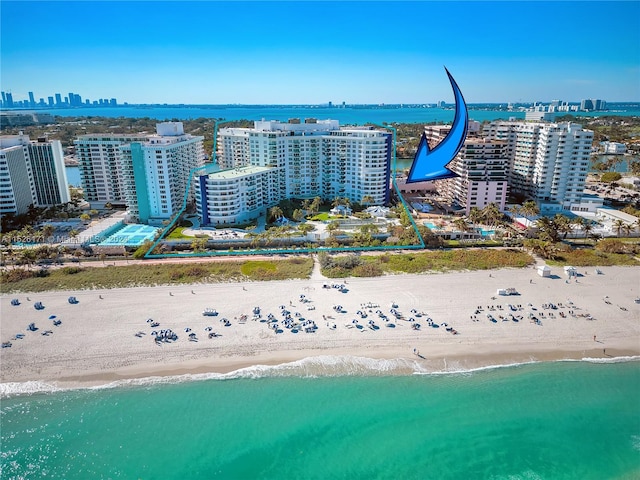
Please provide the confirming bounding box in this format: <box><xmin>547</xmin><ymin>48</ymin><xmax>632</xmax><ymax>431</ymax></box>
<box><xmin>1</xmin><ymin>1</ymin><xmax>639</xmax><ymax>105</ymax></box>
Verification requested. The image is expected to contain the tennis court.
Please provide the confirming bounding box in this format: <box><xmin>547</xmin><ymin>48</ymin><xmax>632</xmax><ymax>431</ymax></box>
<box><xmin>98</xmin><ymin>224</ymin><xmax>160</xmax><ymax>247</ymax></box>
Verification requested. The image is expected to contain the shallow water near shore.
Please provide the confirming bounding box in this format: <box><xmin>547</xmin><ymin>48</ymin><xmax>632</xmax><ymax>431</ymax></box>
<box><xmin>1</xmin><ymin>359</ymin><xmax>639</xmax><ymax>479</ymax></box>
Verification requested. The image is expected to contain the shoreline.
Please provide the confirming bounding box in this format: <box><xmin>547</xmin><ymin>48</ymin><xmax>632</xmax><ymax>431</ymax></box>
<box><xmin>3</xmin><ymin>352</ymin><xmax>639</xmax><ymax>398</ymax></box>
<box><xmin>2</xmin><ymin>265</ymin><xmax>639</xmax><ymax>394</ymax></box>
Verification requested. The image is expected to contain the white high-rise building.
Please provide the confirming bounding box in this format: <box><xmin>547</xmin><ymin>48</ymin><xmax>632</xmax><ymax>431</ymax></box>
<box><xmin>425</xmin><ymin>126</ymin><xmax>509</xmax><ymax>215</ymax></box>
<box><xmin>74</xmin><ymin>123</ymin><xmax>205</xmax><ymax>224</ymax></box>
<box><xmin>0</xmin><ymin>134</ymin><xmax>69</xmax><ymax>215</ymax></box>
<box><xmin>483</xmin><ymin>121</ymin><xmax>593</xmax><ymax>208</ymax></box>
<box><xmin>75</xmin><ymin>133</ymin><xmax>148</xmax><ymax>207</ymax></box>
<box><xmin>199</xmin><ymin>119</ymin><xmax>391</xmax><ymax>225</ymax></box>
<box><xmin>119</xmin><ymin>122</ymin><xmax>205</xmax><ymax>224</ymax></box>
<box><xmin>0</xmin><ymin>135</ymin><xmax>34</xmax><ymax>216</ymax></box>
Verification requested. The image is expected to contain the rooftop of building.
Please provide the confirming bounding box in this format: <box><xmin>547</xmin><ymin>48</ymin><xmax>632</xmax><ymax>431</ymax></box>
<box><xmin>206</xmin><ymin>165</ymin><xmax>272</xmax><ymax>179</ymax></box>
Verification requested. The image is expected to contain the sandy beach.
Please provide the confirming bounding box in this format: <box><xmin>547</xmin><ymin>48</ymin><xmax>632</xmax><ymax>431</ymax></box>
<box><xmin>2</xmin><ymin>263</ymin><xmax>639</xmax><ymax>389</ymax></box>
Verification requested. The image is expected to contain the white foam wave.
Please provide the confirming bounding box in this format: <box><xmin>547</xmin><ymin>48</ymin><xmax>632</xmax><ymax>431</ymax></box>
<box><xmin>572</xmin><ymin>355</ymin><xmax>640</xmax><ymax>364</ymax></box>
<box><xmin>0</xmin><ymin>381</ymin><xmax>62</xmax><ymax>398</ymax></box>
<box><xmin>416</xmin><ymin>359</ymin><xmax>541</xmax><ymax>376</ymax></box>
<box><xmin>2</xmin><ymin>355</ymin><xmax>638</xmax><ymax>397</ymax></box>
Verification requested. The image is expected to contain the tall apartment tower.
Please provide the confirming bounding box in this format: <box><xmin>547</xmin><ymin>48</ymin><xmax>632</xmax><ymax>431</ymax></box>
<box><xmin>425</xmin><ymin>125</ymin><xmax>509</xmax><ymax>215</ymax></box>
<box><xmin>27</xmin><ymin>137</ymin><xmax>70</xmax><ymax>206</ymax></box>
<box><xmin>75</xmin><ymin>133</ymin><xmax>148</xmax><ymax>208</ymax></box>
<box><xmin>199</xmin><ymin>119</ymin><xmax>391</xmax><ymax>225</ymax></box>
<box><xmin>0</xmin><ymin>134</ymin><xmax>69</xmax><ymax>215</ymax></box>
<box><xmin>0</xmin><ymin>136</ymin><xmax>35</xmax><ymax>216</ymax></box>
<box><xmin>483</xmin><ymin>121</ymin><xmax>593</xmax><ymax>208</ymax></box>
<box><xmin>119</xmin><ymin>122</ymin><xmax>205</xmax><ymax>224</ymax></box>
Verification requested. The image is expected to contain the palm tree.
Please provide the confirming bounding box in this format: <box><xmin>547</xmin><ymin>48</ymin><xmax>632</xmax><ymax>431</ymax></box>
<box><xmin>582</xmin><ymin>221</ymin><xmax>594</xmax><ymax>241</ymax></box>
<box><xmin>298</xmin><ymin>223</ymin><xmax>315</xmax><ymax>236</ymax></box>
<box><xmin>482</xmin><ymin>203</ymin><xmax>502</xmax><ymax>227</ymax></box>
<box><xmin>361</xmin><ymin>195</ymin><xmax>375</xmax><ymax>206</ymax></box>
<box><xmin>453</xmin><ymin>217</ymin><xmax>468</xmax><ymax>233</ymax></box>
<box><xmin>468</xmin><ymin>207</ymin><xmax>482</xmax><ymax>226</ymax></box>
<box><xmin>612</xmin><ymin>219</ymin><xmax>626</xmax><ymax>237</ymax></box>
<box><xmin>301</xmin><ymin>199</ymin><xmax>312</xmax><ymax>216</ymax></box>
<box><xmin>20</xmin><ymin>249</ymin><xmax>36</xmax><ymax>269</ymax></box>
<box><xmin>508</xmin><ymin>204</ymin><xmax>521</xmax><ymax>219</ymax></box>
<box><xmin>269</xmin><ymin>206</ymin><xmax>283</xmax><ymax>222</ymax></box>
<box><xmin>326</xmin><ymin>221</ymin><xmax>340</xmax><ymax>237</ymax></box>
<box><xmin>292</xmin><ymin>209</ymin><xmax>304</xmax><ymax>223</ymax></box>
<box><xmin>41</xmin><ymin>224</ymin><xmax>55</xmax><ymax>244</ymax></box>
<box><xmin>521</xmin><ymin>200</ymin><xmax>539</xmax><ymax>219</ymax></box>
<box><xmin>571</xmin><ymin>216</ymin><xmax>585</xmax><ymax>230</ymax></box>
<box><xmin>309</xmin><ymin>197</ymin><xmax>322</xmax><ymax>217</ymax></box>
<box><xmin>535</xmin><ymin>216</ymin><xmax>559</xmax><ymax>242</ymax></box>
<box><xmin>68</xmin><ymin>229</ymin><xmax>79</xmax><ymax>244</ymax></box>
<box><xmin>554</xmin><ymin>214</ymin><xmax>573</xmax><ymax>240</ymax></box>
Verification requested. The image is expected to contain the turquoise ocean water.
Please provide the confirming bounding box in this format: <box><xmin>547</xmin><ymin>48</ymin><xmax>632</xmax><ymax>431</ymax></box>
<box><xmin>2</xmin><ymin>359</ymin><xmax>639</xmax><ymax>479</ymax></box>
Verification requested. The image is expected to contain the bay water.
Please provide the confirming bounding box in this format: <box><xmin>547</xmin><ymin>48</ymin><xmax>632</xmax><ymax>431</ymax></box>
<box><xmin>2</xmin><ymin>359</ymin><xmax>639</xmax><ymax>479</ymax></box>
<box><xmin>39</xmin><ymin>104</ymin><xmax>640</xmax><ymax>124</ymax></box>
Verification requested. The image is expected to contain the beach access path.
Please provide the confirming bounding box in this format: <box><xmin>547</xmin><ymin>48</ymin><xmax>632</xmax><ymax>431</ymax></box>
<box><xmin>1</xmin><ymin>265</ymin><xmax>638</xmax><ymax>388</ymax></box>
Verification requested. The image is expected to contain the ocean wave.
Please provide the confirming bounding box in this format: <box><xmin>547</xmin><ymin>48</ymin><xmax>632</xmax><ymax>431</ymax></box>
<box><xmin>574</xmin><ymin>355</ymin><xmax>640</xmax><ymax>364</ymax></box>
<box><xmin>415</xmin><ymin>359</ymin><xmax>541</xmax><ymax>376</ymax></box>
<box><xmin>0</xmin><ymin>381</ymin><xmax>62</xmax><ymax>398</ymax></box>
<box><xmin>2</xmin><ymin>355</ymin><xmax>639</xmax><ymax>397</ymax></box>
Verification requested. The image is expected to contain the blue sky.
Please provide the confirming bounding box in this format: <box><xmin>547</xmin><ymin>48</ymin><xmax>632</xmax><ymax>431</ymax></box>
<box><xmin>1</xmin><ymin>1</ymin><xmax>639</xmax><ymax>104</ymax></box>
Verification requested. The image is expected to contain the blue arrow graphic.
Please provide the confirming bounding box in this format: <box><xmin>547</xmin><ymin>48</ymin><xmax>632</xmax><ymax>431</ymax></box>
<box><xmin>406</xmin><ymin>68</ymin><xmax>468</xmax><ymax>183</ymax></box>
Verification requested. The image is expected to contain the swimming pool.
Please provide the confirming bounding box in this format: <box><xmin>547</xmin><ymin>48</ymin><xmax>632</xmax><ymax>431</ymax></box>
<box><xmin>424</xmin><ymin>222</ymin><xmax>442</xmax><ymax>230</ymax></box>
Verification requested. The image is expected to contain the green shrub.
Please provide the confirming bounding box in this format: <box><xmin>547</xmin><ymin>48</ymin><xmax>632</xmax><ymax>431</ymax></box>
<box><xmin>186</xmin><ymin>266</ymin><xmax>208</xmax><ymax>277</ymax></box>
<box><xmin>1</xmin><ymin>268</ymin><xmax>36</xmax><ymax>282</ymax></box>
<box><xmin>596</xmin><ymin>238</ymin><xmax>639</xmax><ymax>254</ymax></box>
<box><xmin>61</xmin><ymin>266</ymin><xmax>82</xmax><ymax>275</ymax></box>
<box><xmin>241</xmin><ymin>261</ymin><xmax>277</xmax><ymax>276</ymax></box>
<box><xmin>601</xmin><ymin>172</ymin><xmax>622</xmax><ymax>183</ymax></box>
<box><xmin>170</xmin><ymin>271</ymin><xmax>184</xmax><ymax>280</ymax></box>
<box><xmin>352</xmin><ymin>263</ymin><xmax>383</xmax><ymax>277</ymax></box>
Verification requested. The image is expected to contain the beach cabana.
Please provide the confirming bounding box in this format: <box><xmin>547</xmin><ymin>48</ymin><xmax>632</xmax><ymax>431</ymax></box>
<box><xmin>564</xmin><ymin>266</ymin><xmax>577</xmax><ymax>277</ymax></box>
<box><xmin>537</xmin><ymin>265</ymin><xmax>551</xmax><ymax>277</ymax></box>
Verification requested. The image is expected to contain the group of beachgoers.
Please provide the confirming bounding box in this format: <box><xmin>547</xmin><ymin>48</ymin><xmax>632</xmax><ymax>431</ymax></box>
<box><xmin>3</xmin><ymin>297</ymin><xmax>75</xmax><ymax>348</ymax></box>
<box><xmin>130</xmin><ymin>286</ymin><xmax>463</xmax><ymax>347</ymax></box>
<box><xmin>469</xmin><ymin>299</ymin><xmax>588</xmax><ymax>326</ymax></box>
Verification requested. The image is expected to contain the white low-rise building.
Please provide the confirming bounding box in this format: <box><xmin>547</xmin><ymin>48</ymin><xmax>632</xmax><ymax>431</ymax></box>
<box><xmin>601</xmin><ymin>141</ymin><xmax>626</xmax><ymax>155</ymax></box>
<box><xmin>197</xmin><ymin>166</ymin><xmax>279</xmax><ymax>225</ymax></box>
